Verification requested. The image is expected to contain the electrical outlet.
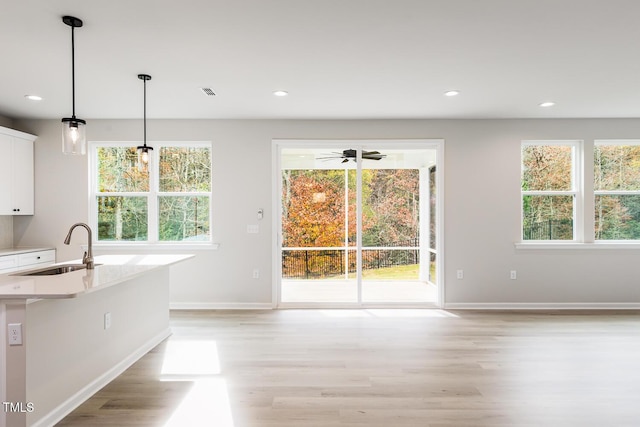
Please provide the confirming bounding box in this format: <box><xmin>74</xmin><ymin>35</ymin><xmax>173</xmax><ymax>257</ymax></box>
<box><xmin>104</xmin><ymin>312</ymin><xmax>112</xmax><ymax>330</ymax></box>
<box><xmin>456</xmin><ymin>269</ymin><xmax>464</xmax><ymax>279</ymax></box>
<box><xmin>253</xmin><ymin>269</ymin><xmax>260</xmax><ymax>279</ymax></box>
<box><xmin>510</xmin><ymin>270</ymin><xmax>517</xmax><ymax>280</ymax></box>
<box><xmin>8</xmin><ymin>323</ymin><xmax>22</xmax><ymax>345</ymax></box>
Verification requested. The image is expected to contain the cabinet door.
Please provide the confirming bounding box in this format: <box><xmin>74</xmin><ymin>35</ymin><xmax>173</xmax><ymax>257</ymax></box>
<box><xmin>18</xmin><ymin>250</ymin><xmax>56</xmax><ymax>268</ymax></box>
<box><xmin>0</xmin><ymin>255</ymin><xmax>18</xmax><ymax>273</ymax></box>
<box><xmin>11</xmin><ymin>137</ymin><xmax>34</xmax><ymax>215</ymax></box>
<box><xmin>0</xmin><ymin>135</ymin><xmax>13</xmax><ymax>215</ymax></box>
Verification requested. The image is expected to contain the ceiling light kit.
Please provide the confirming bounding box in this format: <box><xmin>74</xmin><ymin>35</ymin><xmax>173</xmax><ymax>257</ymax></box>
<box><xmin>61</xmin><ymin>15</ymin><xmax>86</xmax><ymax>155</ymax></box>
<box><xmin>136</xmin><ymin>74</ymin><xmax>153</xmax><ymax>172</ymax></box>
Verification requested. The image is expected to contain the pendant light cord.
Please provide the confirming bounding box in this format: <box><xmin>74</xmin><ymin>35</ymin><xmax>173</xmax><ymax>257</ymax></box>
<box><xmin>71</xmin><ymin>25</ymin><xmax>76</xmax><ymax>119</ymax></box>
<box><xmin>143</xmin><ymin>77</ymin><xmax>147</xmax><ymax>146</ymax></box>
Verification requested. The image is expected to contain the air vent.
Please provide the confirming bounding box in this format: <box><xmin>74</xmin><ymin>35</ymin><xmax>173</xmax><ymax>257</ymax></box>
<box><xmin>200</xmin><ymin>87</ymin><xmax>216</xmax><ymax>96</ymax></box>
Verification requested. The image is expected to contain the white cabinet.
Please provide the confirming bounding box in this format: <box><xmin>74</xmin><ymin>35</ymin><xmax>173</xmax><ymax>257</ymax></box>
<box><xmin>0</xmin><ymin>255</ymin><xmax>18</xmax><ymax>272</ymax></box>
<box><xmin>18</xmin><ymin>250</ymin><xmax>56</xmax><ymax>268</ymax></box>
<box><xmin>0</xmin><ymin>249</ymin><xmax>55</xmax><ymax>274</ymax></box>
<box><xmin>0</xmin><ymin>126</ymin><xmax>36</xmax><ymax>215</ymax></box>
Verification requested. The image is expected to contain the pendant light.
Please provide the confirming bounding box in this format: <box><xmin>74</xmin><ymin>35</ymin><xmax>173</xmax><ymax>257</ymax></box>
<box><xmin>137</xmin><ymin>74</ymin><xmax>153</xmax><ymax>172</ymax></box>
<box><xmin>61</xmin><ymin>16</ymin><xmax>86</xmax><ymax>155</ymax></box>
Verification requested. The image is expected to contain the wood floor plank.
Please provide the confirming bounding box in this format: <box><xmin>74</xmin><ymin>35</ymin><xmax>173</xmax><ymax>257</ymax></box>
<box><xmin>55</xmin><ymin>309</ymin><xmax>640</xmax><ymax>426</ymax></box>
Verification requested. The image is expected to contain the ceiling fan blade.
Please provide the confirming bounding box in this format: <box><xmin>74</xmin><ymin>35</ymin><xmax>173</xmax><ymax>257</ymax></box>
<box><xmin>362</xmin><ymin>150</ymin><xmax>385</xmax><ymax>160</ymax></box>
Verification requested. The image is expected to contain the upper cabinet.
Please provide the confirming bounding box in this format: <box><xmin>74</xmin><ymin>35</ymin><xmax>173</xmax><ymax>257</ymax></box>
<box><xmin>0</xmin><ymin>126</ymin><xmax>36</xmax><ymax>215</ymax></box>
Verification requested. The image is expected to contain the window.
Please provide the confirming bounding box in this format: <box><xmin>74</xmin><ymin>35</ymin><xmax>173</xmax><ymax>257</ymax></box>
<box><xmin>594</xmin><ymin>141</ymin><xmax>640</xmax><ymax>240</ymax></box>
<box><xmin>521</xmin><ymin>141</ymin><xmax>579</xmax><ymax>241</ymax></box>
<box><xmin>91</xmin><ymin>142</ymin><xmax>212</xmax><ymax>244</ymax></box>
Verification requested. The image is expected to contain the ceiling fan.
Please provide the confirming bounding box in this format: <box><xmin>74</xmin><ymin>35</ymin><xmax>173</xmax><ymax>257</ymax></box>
<box><xmin>317</xmin><ymin>149</ymin><xmax>386</xmax><ymax>163</ymax></box>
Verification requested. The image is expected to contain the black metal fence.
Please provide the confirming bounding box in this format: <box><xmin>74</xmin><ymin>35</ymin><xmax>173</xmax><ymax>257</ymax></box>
<box><xmin>523</xmin><ymin>219</ymin><xmax>573</xmax><ymax>240</ymax></box>
<box><xmin>282</xmin><ymin>239</ymin><xmax>420</xmax><ymax>279</ymax></box>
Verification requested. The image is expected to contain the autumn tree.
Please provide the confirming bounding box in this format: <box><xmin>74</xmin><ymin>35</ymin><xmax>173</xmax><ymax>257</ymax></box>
<box><xmin>282</xmin><ymin>170</ymin><xmax>354</xmax><ymax>247</ymax></box>
<box><xmin>364</xmin><ymin>169</ymin><xmax>419</xmax><ymax>246</ymax></box>
<box><xmin>594</xmin><ymin>145</ymin><xmax>640</xmax><ymax>239</ymax></box>
<box><xmin>282</xmin><ymin>168</ymin><xmax>419</xmax><ymax>248</ymax></box>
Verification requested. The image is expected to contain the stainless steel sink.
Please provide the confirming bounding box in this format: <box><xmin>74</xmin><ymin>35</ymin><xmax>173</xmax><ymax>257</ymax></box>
<box><xmin>13</xmin><ymin>264</ymin><xmax>88</xmax><ymax>276</ymax></box>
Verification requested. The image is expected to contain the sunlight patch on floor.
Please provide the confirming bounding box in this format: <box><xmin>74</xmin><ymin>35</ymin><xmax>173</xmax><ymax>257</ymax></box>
<box><xmin>319</xmin><ymin>309</ymin><xmax>372</xmax><ymax>318</ymax></box>
<box><xmin>160</xmin><ymin>340</ymin><xmax>234</xmax><ymax>426</ymax></box>
<box><xmin>318</xmin><ymin>309</ymin><xmax>457</xmax><ymax>318</ymax></box>
<box><xmin>367</xmin><ymin>309</ymin><xmax>458</xmax><ymax>318</ymax></box>
<box><xmin>160</xmin><ymin>340</ymin><xmax>221</xmax><ymax>378</ymax></box>
<box><xmin>163</xmin><ymin>378</ymin><xmax>234</xmax><ymax>427</ymax></box>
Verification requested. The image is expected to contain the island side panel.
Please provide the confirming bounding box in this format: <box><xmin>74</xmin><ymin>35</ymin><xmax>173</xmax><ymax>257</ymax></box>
<box><xmin>25</xmin><ymin>267</ymin><xmax>171</xmax><ymax>426</ymax></box>
<box><xmin>1</xmin><ymin>300</ymin><xmax>28</xmax><ymax>427</ymax></box>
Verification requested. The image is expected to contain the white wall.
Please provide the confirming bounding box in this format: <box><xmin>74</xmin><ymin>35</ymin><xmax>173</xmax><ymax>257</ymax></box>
<box><xmin>12</xmin><ymin>118</ymin><xmax>640</xmax><ymax>307</ymax></box>
<box><xmin>0</xmin><ymin>116</ymin><xmax>13</xmax><ymax>129</ymax></box>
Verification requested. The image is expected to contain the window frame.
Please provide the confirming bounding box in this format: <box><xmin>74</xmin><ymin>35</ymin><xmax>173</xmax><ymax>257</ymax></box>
<box><xmin>593</xmin><ymin>139</ymin><xmax>640</xmax><ymax>241</ymax></box>
<box><xmin>520</xmin><ymin>140</ymin><xmax>583</xmax><ymax>242</ymax></box>
<box><xmin>89</xmin><ymin>141</ymin><xmax>215</xmax><ymax>248</ymax></box>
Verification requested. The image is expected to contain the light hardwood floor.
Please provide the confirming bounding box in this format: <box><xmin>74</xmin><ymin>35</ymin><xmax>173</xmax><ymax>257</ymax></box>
<box><xmin>56</xmin><ymin>309</ymin><xmax>640</xmax><ymax>426</ymax></box>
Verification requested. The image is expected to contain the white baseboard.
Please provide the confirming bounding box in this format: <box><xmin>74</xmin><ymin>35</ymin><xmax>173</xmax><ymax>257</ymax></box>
<box><xmin>444</xmin><ymin>302</ymin><xmax>640</xmax><ymax>310</ymax></box>
<box><xmin>32</xmin><ymin>328</ymin><xmax>172</xmax><ymax>427</ymax></box>
<box><xmin>170</xmin><ymin>302</ymin><xmax>273</xmax><ymax>310</ymax></box>
<box><xmin>170</xmin><ymin>302</ymin><xmax>640</xmax><ymax>311</ymax></box>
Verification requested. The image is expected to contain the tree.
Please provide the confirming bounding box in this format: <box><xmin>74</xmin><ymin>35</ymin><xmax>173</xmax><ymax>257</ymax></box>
<box><xmin>96</xmin><ymin>145</ymin><xmax>211</xmax><ymax>241</ymax></box>
<box><xmin>364</xmin><ymin>169</ymin><xmax>419</xmax><ymax>245</ymax></box>
<box><xmin>282</xmin><ymin>168</ymin><xmax>420</xmax><ymax>248</ymax></box>
<box><xmin>521</xmin><ymin>145</ymin><xmax>573</xmax><ymax>239</ymax></box>
<box><xmin>594</xmin><ymin>145</ymin><xmax>640</xmax><ymax>239</ymax></box>
<box><xmin>282</xmin><ymin>170</ymin><xmax>352</xmax><ymax>247</ymax></box>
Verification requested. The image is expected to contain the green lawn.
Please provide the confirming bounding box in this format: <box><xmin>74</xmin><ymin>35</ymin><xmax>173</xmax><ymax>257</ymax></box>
<box><xmin>340</xmin><ymin>264</ymin><xmax>419</xmax><ymax>280</ymax></box>
<box><xmin>289</xmin><ymin>263</ymin><xmax>437</xmax><ymax>281</ymax></box>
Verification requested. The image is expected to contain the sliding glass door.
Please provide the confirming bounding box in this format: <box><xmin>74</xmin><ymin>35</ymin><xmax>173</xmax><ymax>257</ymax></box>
<box><xmin>360</xmin><ymin>144</ymin><xmax>437</xmax><ymax>303</ymax></box>
<box><xmin>276</xmin><ymin>140</ymin><xmax>442</xmax><ymax>307</ymax></box>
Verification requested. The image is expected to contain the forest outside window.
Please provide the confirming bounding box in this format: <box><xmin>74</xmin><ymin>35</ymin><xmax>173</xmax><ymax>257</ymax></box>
<box><xmin>521</xmin><ymin>141</ymin><xmax>578</xmax><ymax>241</ymax></box>
<box><xmin>91</xmin><ymin>142</ymin><xmax>212</xmax><ymax>244</ymax></box>
<box><xmin>594</xmin><ymin>141</ymin><xmax>640</xmax><ymax>240</ymax></box>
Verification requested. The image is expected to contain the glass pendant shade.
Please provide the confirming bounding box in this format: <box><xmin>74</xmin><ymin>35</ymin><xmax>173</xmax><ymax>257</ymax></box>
<box><xmin>62</xmin><ymin>117</ymin><xmax>87</xmax><ymax>155</ymax></box>
<box><xmin>137</xmin><ymin>145</ymin><xmax>153</xmax><ymax>172</ymax></box>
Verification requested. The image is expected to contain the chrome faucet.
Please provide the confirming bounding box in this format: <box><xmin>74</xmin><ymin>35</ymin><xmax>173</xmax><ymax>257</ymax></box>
<box><xmin>64</xmin><ymin>223</ymin><xmax>95</xmax><ymax>269</ymax></box>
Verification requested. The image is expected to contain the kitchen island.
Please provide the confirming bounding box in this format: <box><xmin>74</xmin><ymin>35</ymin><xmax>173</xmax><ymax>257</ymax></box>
<box><xmin>0</xmin><ymin>254</ymin><xmax>193</xmax><ymax>427</ymax></box>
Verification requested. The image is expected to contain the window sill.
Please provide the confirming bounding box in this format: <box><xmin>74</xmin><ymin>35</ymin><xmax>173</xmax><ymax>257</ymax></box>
<box><xmin>82</xmin><ymin>243</ymin><xmax>220</xmax><ymax>252</ymax></box>
<box><xmin>515</xmin><ymin>242</ymin><xmax>640</xmax><ymax>250</ymax></box>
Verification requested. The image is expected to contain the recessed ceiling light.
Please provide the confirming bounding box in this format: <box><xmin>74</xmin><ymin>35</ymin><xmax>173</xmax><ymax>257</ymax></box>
<box><xmin>24</xmin><ymin>95</ymin><xmax>43</xmax><ymax>101</ymax></box>
<box><xmin>273</xmin><ymin>90</ymin><xmax>288</xmax><ymax>97</ymax></box>
<box><xmin>539</xmin><ymin>101</ymin><xmax>555</xmax><ymax>107</ymax></box>
<box><xmin>444</xmin><ymin>90</ymin><xmax>460</xmax><ymax>97</ymax></box>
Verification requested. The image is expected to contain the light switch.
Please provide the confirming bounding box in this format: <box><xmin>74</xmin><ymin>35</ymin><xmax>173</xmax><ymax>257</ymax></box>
<box><xmin>247</xmin><ymin>224</ymin><xmax>259</xmax><ymax>234</ymax></box>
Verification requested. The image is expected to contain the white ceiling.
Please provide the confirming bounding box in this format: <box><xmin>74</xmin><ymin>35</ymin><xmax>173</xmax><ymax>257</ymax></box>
<box><xmin>2</xmin><ymin>0</ymin><xmax>640</xmax><ymax>121</ymax></box>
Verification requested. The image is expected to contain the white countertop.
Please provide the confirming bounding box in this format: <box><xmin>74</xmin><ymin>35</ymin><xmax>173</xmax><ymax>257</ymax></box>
<box><xmin>0</xmin><ymin>254</ymin><xmax>194</xmax><ymax>299</ymax></box>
